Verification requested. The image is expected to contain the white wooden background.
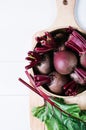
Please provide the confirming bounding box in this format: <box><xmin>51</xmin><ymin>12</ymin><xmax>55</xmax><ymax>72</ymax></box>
<box><xmin>0</xmin><ymin>0</ymin><xmax>86</xmax><ymax>129</ymax></box>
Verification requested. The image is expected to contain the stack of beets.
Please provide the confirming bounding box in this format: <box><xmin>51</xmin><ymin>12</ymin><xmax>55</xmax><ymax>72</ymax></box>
<box><xmin>25</xmin><ymin>27</ymin><xmax>86</xmax><ymax>96</ymax></box>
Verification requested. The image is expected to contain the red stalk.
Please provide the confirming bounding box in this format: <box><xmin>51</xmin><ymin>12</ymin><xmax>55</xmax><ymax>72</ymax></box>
<box><xmin>25</xmin><ymin>62</ymin><xmax>38</xmax><ymax>70</ymax></box>
<box><xmin>66</xmin><ymin>26</ymin><xmax>74</xmax><ymax>34</ymax></box>
<box><xmin>75</xmin><ymin>68</ymin><xmax>86</xmax><ymax>78</ymax></box>
<box><xmin>63</xmin><ymin>80</ymin><xmax>78</xmax><ymax>96</ymax></box>
<box><xmin>34</xmin><ymin>75</ymin><xmax>51</xmax><ymax>87</ymax></box>
<box><xmin>25</xmin><ymin>71</ymin><xmax>35</xmax><ymax>87</ymax></box>
<box><xmin>74</xmin><ymin>68</ymin><xmax>86</xmax><ymax>85</ymax></box>
<box><xmin>25</xmin><ymin>51</ymin><xmax>42</xmax><ymax>69</ymax></box>
<box><xmin>65</xmin><ymin>30</ymin><xmax>86</xmax><ymax>55</ymax></box>
<box><xmin>35</xmin><ymin>32</ymin><xmax>57</xmax><ymax>53</ymax></box>
<box><xmin>18</xmin><ymin>78</ymin><xmax>41</xmax><ymax>96</ymax></box>
<box><xmin>35</xmin><ymin>47</ymin><xmax>54</xmax><ymax>53</ymax></box>
<box><xmin>63</xmin><ymin>80</ymin><xmax>75</xmax><ymax>90</ymax></box>
<box><xmin>35</xmin><ymin>36</ymin><xmax>46</xmax><ymax>42</ymax></box>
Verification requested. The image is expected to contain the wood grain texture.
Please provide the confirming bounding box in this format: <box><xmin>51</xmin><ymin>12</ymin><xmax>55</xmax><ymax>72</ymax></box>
<box><xmin>30</xmin><ymin>0</ymin><xmax>86</xmax><ymax>130</ymax></box>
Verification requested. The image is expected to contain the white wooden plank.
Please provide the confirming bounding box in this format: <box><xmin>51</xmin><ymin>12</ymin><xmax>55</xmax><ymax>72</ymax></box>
<box><xmin>0</xmin><ymin>95</ymin><xmax>30</xmax><ymax>130</ymax></box>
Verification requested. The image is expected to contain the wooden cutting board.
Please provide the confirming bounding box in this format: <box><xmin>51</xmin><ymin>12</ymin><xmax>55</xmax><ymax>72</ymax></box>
<box><xmin>29</xmin><ymin>0</ymin><xmax>86</xmax><ymax>130</ymax></box>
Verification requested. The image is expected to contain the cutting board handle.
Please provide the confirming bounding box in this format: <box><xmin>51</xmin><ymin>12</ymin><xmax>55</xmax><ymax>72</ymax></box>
<box><xmin>50</xmin><ymin>0</ymin><xmax>78</xmax><ymax>29</ymax></box>
<box><xmin>56</xmin><ymin>0</ymin><xmax>76</xmax><ymax>16</ymax></box>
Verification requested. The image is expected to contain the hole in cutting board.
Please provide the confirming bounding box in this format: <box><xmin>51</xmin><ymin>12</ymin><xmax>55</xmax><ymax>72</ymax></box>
<box><xmin>63</xmin><ymin>0</ymin><xmax>68</xmax><ymax>5</ymax></box>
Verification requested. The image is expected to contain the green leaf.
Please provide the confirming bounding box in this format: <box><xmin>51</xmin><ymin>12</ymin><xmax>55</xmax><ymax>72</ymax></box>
<box><xmin>32</xmin><ymin>104</ymin><xmax>53</xmax><ymax>122</ymax></box>
<box><xmin>51</xmin><ymin>97</ymin><xmax>80</xmax><ymax>116</ymax></box>
<box><xmin>80</xmin><ymin>111</ymin><xmax>86</xmax><ymax>121</ymax></box>
<box><xmin>32</xmin><ymin>97</ymin><xmax>86</xmax><ymax>130</ymax></box>
<box><xmin>45</xmin><ymin>116</ymin><xmax>67</xmax><ymax>130</ymax></box>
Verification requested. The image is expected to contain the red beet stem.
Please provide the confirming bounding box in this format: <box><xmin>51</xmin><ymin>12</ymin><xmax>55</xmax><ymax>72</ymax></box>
<box><xmin>25</xmin><ymin>51</ymin><xmax>41</xmax><ymax>69</ymax></box>
<box><xmin>25</xmin><ymin>71</ymin><xmax>35</xmax><ymax>87</ymax></box>
<box><xmin>65</xmin><ymin>30</ymin><xmax>86</xmax><ymax>55</ymax></box>
<box><xmin>35</xmin><ymin>47</ymin><xmax>53</xmax><ymax>53</ymax></box>
<box><xmin>63</xmin><ymin>80</ymin><xmax>77</xmax><ymax>96</ymax></box>
<box><xmin>74</xmin><ymin>68</ymin><xmax>86</xmax><ymax>84</ymax></box>
<box><xmin>75</xmin><ymin>68</ymin><xmax>86</xmax><ymax>78</ymax></box>
<box><xmin>25</xmin><ymin>62</ymin><xmax>38</xmax><ymax>70</ymax></box>
<box><xmin>66</xmin><ymin>26</ymin><xmax>74</xmax><ymax>34</ymax></box>
<box><xmin>18</xmin><ymin>78</ymin><xmax>41</xmax><ymax>96</ymax></box>
<box><xmin>73</xmin><ymin>31</ymin><xmax>86</xmax><ymax>46</ymax></box>
<box><xmin>35</xmin><ymin>32</ymin><xmax>57</xmax><ymax>53</ymax></box>
<box><xmin>34</xmin><ymin>75</ymin><xmax>51</xmax><ymax>87</ymax></box>
<box><xmin>63</xmin><ymin>80</ymin><xmax>75</xmax><ymax>90</ymax></box>
<box><xmin>37</xmin><ymin>88</ymin><xmax>55</xmax><ymax>105</ymax></box>
<box><xmin>35</xmin><ymin>36</ymin><xmax>46</xmax><ymax>42</ymax></box>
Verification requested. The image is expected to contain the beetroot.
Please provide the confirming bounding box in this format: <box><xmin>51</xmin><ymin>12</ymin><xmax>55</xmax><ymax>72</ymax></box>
<box><xmin>36</xmin><ymin>54</ymin><xmax>51</xmax><ymax>74</ymax></box>
<box><xmin>48</xmin><ymin>72</ymin><xmax>68</xmax><ymax>94</ymax></box>
<box><xmin>34</xmin><ymin>72</ymin><xmax>69</xmax><ymax>94</ymax></box>
<box><xmin>54</xmin><ymin>51</ymin><xmax>78</xmax><ymax>75</ymax></box>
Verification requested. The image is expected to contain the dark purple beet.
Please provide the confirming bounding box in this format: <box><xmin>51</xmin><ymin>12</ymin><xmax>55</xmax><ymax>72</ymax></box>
<box><xmin>36</xmin><ymin>54</ymin><xmax>51</xmax><ymax>74</ymax></box>
<box><xmin>54</xmin><ymin>51</ymin><xmax>78</xmax><ymax>75</ymax></box>
<box><xmin>48</xmin><ymin>72</ymin><xmax>69</xmax><ymax>94</ymax></box>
